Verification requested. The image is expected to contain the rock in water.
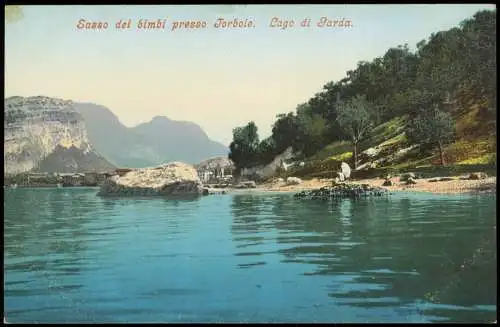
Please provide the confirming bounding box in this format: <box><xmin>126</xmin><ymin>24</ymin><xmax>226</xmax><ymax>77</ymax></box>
<box><xmin>341</xmin><ymin>162</ymin><xmax>351</xmax><ymax>180</ymax></box>
<box><xmin>97</xmin><ymin>162</ymin><xmax>204</xmax><ymax>197</ymax></box>
<box><xmin>294</xmin><ymin>183</ymin><xmax>388</xmax><ymax>200</ymax></box>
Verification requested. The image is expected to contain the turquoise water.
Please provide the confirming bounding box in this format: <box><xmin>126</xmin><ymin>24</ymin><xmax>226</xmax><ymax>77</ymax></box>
<box><xmin>4</xmin><ymin>188</ymin><xmax>497</xmax><ymax>323</ymax></box>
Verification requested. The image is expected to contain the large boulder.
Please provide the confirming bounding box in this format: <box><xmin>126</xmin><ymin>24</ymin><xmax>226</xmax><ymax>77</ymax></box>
<box><xmin>400</xmin><ymin>172</ymin><xmax>416</xmax><ymax>182</ymax></box>
<box><xmin>335</xmin><ymin>172</ymin><xmax>345</xmax><ymax>183</ymax></box>
<box><xmin>406</xmin><ymin>177</ymin><xmax>417</xmax><ymax>185</ymax></box>
<box><xmin>243</xmin><ymin>181</ymin><xmax>257</xmax><ymax>188</ymax></box>
<box><xmin>97</xmin><ymin>162</ymin><xmax>204</xmax><ymax>197</ymax></box>
<box><xmin>286</xmin><ymin>177</ymin><xmax>302</xmax><ymax>185</ymax></box>
<box><xmin>341</xmin><ymin>162</ymin><xmax>351</xmax><ymax>179</ymax></box>
<box><xmin>235</xmin><ymin>181</ymin><xmax>257</xmax><ymax>189</ymax></box>
<box><xmin>382</xmin><ymin>179</ymin><xmax>393</xmax><ymax>186</ymax></box>
<box><xmin>469</xmin><ymin>172</ymin><xmax>488</xmax><ymax>180</ymax></box>
<box><xmin>363</xmin><ymin>147</ymin><xmax>379</xmax><ymax>157</ymax></box>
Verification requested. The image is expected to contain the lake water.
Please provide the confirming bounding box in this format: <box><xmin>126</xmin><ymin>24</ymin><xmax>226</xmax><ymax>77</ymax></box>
<box><xmin>4</xmin><ymin>188</ymin><xmax>497</xmax><ymax>323</ymax></box>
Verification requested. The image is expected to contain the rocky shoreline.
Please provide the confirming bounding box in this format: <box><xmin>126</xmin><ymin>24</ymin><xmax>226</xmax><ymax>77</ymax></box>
<box><xmin>7</xmin><ymin>174</ymin><xmax>494</xmax><ymax>198</ymax></box>
<box><xmin>201</xmin><ymin>175</ymin><xmax>496</xmax><ymax>196</ymax></box>
<box><xmin>90</xmin><ymin>160</ymin><xmax>495</xmax><ymax>198</ymax></box>
<box><xmin>349</xmin><ymin>176</ymin><xmax>497</xmax><ymax>195</ymax></box>
<box><xmin>251</xmin><ymin>174</ymin><xmax>496</xmax><ymax>196</ymax></box>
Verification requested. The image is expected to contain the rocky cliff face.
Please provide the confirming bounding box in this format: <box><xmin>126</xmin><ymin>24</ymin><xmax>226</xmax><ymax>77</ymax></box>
<box><xmin>240</xmin><ymin>147</ymin><xmax>295</xmax><ymax>180</ymax></box>
<box><xmin>4</xmin><ymin>96</ymin><xmax>115</xmax><ymax>175</ymax></box>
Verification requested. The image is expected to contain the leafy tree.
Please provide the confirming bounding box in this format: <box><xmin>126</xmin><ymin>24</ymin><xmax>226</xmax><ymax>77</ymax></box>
<box><xmin>336</xmin><ymin>95</ymin><xmax>374</xmax><ymax>169</ymax></box>
<box><xmin>294</xmin><ymin>103</ymin><xmax>328</xmax><ymax>157</ymax></box>
<box><xmin>227</xmin><ymin>9</ymin><xmax>495</xmax><ymax>170</ymax></box>
<box><xmin>407</xmin><ymin>105</ymin><xmax>456</xmax><ymax>166</ymax></box>
<box><xmin>256</xmin><ymin>137</ymin><xmax>277</xmax><ymax>165</ymax></box>
<box><xmin>228</xmin><ymin>121</ymin><xmax>260</xmax><ymax>173</ymax></box>
<box><xmin>271</xmin><ymin>112</ymin><xmax>299</xmax><ymax>154</ymax></box>
<box><xmin>459</xmin><ymin>10</ymin><xmax>497</xmax><ymax>115</ymax></box>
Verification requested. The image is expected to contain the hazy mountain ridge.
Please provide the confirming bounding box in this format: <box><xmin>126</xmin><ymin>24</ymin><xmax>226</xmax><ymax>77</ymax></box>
<box><xmin>36</xmin><ymin>145</ymin><xmax>117</xmax><ymax>173</ymax></box>
<box><xmin>74</xmin><ymin>103</ymin><xmax>229</xmax><ymax>167</ymax></box>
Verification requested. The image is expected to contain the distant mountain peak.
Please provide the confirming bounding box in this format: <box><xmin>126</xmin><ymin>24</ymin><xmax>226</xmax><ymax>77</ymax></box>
<box><xmin>147</xmin><ymin>115</ymin><xmax>194</xmax><ymax>127</ymax></box>
<box><xmin>73</xmin><ymin>103</ymin><xmax>229</xmax><ymax>167</ymax></box>
<box><xmin>151</xmin><ymin>115</ymin><xmax>170</xmax><ymax>122</ymax></box>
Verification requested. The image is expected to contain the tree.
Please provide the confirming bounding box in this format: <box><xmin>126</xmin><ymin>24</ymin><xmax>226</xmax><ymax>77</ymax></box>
<box><xmin>459</xmin><ymin>10</ymin><xmax>497</xmax><ymax>115</ymax></box>
<box><xmin>271</xmin><ymin>112</ymin><xmax>299</xmax><ymax>154</ymax></box>
<box><xmin>226</xmin><ymin>9</ymin><xmax>495</xmax><ymax>169</ymax></box>
<box><xmin>294</xmin><ymin>103</ymin><xmax>328</xmax><ymax>157</ymax></box>
<box><xmin>336</xmin><ymin>95</ymin><xmax>374</xmax><ymax>169</ymax></box>
<box><xmin>228</xmin><ymin>121</ymin><xmax>260</xmax><ymax>173</ymax></box>
<box><xmin>256</xmin><ymin>137</ymin><xmax>277</xmax><ymax>165</ymax></box>
<box><xmin>407</xmin><ymin>105</ymin><xmax>456</xmax><ymax>165</ymax></box>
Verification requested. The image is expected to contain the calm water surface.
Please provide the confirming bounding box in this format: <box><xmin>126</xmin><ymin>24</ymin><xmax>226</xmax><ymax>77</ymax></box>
<box><xmin>4</xmin><ymin>188</ymin><xmax>497</xmax><ymax>323</ymax></box>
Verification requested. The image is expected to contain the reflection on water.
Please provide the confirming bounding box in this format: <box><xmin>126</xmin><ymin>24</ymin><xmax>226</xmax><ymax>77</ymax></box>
<box><xmin>4</xmin><ymin>188</ymin><xmax>497</xmax><ymax>323</ymax></box>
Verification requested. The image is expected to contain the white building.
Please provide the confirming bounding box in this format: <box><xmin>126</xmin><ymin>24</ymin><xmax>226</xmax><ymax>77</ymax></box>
<box><xmin>195</xmin><ymin>157</ymin><xmax>234</xmax><ymax>183</ymax></box>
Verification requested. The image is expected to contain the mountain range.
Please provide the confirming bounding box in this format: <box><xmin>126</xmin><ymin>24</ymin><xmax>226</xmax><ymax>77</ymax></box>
<box><xmin>74</xmin><ymin>102</ymin><xmax>229</xmax><ymax>168</ymax></box>
<box><xmin>4</xmin><ymin>96</ymin><xmax>229</xmax><ymax>175</ymax></box>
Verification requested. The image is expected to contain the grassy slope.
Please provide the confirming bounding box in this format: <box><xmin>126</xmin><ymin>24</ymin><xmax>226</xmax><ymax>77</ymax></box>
<box><xmin>284</xmin><ymin>103</ymin><xmax>497</xmax><ymax>180</ymax></box>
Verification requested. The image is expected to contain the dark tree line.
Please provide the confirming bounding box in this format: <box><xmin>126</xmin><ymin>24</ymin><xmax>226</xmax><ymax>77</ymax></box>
<box><xmin>229</xmin><ymin>10</ymin><xmax>496</xmax><ymax>173</ymax></box>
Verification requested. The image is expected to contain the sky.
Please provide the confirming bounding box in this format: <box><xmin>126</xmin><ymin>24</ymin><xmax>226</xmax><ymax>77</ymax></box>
<box><xmin>5</xmin><ymin>4</ymin><xmax>496</xmax><ymax>146</ymax></box>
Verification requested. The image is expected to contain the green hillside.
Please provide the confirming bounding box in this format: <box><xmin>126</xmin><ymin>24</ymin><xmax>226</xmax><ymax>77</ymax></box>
<box><xmin>228</xmin><ymin>9</ymin><xmax>497</xmax><ymax>180</ymax></box>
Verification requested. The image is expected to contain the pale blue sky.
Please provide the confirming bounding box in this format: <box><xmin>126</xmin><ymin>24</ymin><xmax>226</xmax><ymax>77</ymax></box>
<box><xmin>5</xmin><ymin>4</ymin><xmax>495</xmax><ymax>145</ymax></box>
